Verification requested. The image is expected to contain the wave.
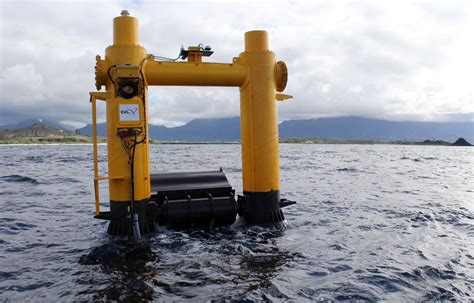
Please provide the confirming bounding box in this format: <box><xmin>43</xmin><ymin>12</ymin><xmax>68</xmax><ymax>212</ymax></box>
<box><xmin>0</xmin><ymin>175</ymin><xmax>39</xmax><ymax>185</ymax></box>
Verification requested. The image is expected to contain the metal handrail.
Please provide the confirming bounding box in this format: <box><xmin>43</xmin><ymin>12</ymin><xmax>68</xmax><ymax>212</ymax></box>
<box><xmin>89</xmin><ymin>92</ymin><xmax>108</xmax><ymax>215</ymax></box>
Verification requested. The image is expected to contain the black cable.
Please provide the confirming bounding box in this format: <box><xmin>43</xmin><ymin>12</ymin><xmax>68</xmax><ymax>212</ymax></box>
<box><xmin>119</xmin><ymin>133</ymin><xmax>137</xmax><ymax>236</ymax></box>
<box><xmin>130</xmin><ymin>133</ymin><xmax>137</xmax><ymax>215</ymax></box>
<box><xmin>107</xmin><ymin>65</ymin><xmax>117</xmax><ymax>88</ymax></box>
<box><xmin>120</xmin><ymin>136</ymin><xmax>132</xmax><ymax>158</ymax></box>
<box><xmin>135</xmin><ymin>57</ymin><xmax>149</xmax><ymax>145</ymax></box>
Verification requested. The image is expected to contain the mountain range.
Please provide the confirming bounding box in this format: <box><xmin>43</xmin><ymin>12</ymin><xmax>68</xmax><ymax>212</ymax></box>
<box><xmin>74</xmin><ymin>116</ymin><xmax>473</xmax><ymax>142</ymax></box>
<box><xmin>0</xmin><ymin>119</ymin><xmax>75</xmax><ymax>131</ymax></box>
<box><xmin>0</xmin><ymin>122</ymin><xmax>92</xmax><ymax>144</ymax></box>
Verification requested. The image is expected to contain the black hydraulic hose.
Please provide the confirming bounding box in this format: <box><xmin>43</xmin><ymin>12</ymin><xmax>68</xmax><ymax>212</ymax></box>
<box><xmin>107</xmin><ymin>65</ymin><xmax>117</xmax><ymax>88</ymax></box>
<box><xmin>130</xmin><ymin>133</ymin><xmax>137</xmax><ymax>214</ymax></box>
<box><xmin>130</xmin><ymin>133</ymin><xmax>142</xmax><ymax>240</ymax></box>
<box><xmin>135</xmin><ymin>60</ymin><xmax>148</xmax><ymax>145</ymax></box>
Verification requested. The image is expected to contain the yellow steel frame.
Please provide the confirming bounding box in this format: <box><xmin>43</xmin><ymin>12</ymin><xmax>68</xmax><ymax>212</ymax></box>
<box><xmin>91</xmin><ymin>12</ymin><xmax>292</xmax><ymax>212</ymax></box>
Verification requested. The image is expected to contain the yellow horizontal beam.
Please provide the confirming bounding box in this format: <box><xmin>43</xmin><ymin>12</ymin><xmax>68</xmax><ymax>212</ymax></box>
<box><xmin>144</xmin><ymin>61</ymin><xmax>248</xmax><ymax>87</ymax></box>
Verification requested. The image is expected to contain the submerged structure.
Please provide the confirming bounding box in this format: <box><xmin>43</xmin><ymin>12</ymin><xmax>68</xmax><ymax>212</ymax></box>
<box><xmin>90</xmin><ymin>11</ymin><xmax>294</xmax><ymax>238</ymax></box>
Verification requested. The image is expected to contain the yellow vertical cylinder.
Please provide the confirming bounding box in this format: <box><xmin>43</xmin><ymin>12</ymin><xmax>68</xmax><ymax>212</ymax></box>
<box><xmin>239</xmin><ymin>31</ymin><xmax>280</xmax><ymax>193</ymax></box>
<box><xmin>105</xmin><ymin>13</ymin><xmax>150</xmax><ymax>203</ymax></box>
<box><xmin>238</xmin><ymin>30</ymin><xmax>284</xmax><ymax>225</ymax></box>
<box><xmin>113</xmin><ymin>11</ymin><xmax>139</xmax><ymax>46</ymax></box>
<box><xmin>244</xmin><ymin>30</ymin><xmax>269</xmax><ymax>51</ymax></box>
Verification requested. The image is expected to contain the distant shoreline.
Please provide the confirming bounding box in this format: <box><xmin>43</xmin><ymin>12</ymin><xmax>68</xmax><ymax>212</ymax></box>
<box><xmin>0</xmin><ymin>139</ymin><xmax>470</xmax><ymax>146</ymax></box>
<box><xmin>0</xmin><ymin>119</ymin><xmax>471</xmax><ymax>146</ymax></box>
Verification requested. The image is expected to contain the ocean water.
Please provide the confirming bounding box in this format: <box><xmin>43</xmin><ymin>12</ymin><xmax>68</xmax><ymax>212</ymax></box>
<box><xmin>0</xmin><ymin>144</ymin><xmax>473</xmax><ymax>301</ymax></box>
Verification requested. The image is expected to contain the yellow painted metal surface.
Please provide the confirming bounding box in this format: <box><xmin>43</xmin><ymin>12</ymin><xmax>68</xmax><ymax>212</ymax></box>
<box><xmin>91</xmin><ymin>95</ymin><xmax>100</xmax><ymax>215</ymax></box>
<box><xmin>144</xmin><ymin>61</ymin><xmax>248</xmax><ymax>87</ymax></box>
<box><xmin>92</xmin><ymin>11</ymin><xmax>290</xmax><ymax>207</ymax></box>
<box><xmin>239</xmin><ymin>31</ymin><xmax>280</xmax><ymax>192</ymax></box>
<box><xmin>187</xmin><ymin>46</ymin><xmax>203</xmax><ymax>62</ymax></box>
<box><xmin>104</xmin><ymin>13</ymin><xmax>150</xmax><ymax>202</ymax></box>
<box><xmin>276</xmin><ymin>93</ymin><xmax>293</xmax><ymax>101</ymax></box>
<box><xmin>113</xmin><ymin>12</ymin><xmax>139</xmax><ymax>46</ymax></box>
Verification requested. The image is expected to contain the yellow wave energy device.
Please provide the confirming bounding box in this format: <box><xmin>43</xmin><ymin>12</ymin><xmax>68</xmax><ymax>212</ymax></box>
<box><xmin>90</xmin><ymin>10</ymin><xmax>295</xmax><ymax>238</ymax></box>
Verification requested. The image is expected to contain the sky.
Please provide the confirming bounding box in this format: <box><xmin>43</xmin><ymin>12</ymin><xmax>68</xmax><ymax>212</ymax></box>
<box><xmin>0</xmin><ymin>0</ymin><xmax>473</xmax><ymax>127</ymax></box>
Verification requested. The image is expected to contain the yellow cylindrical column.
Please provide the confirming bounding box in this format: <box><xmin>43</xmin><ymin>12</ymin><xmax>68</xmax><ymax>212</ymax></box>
<box><xmin>102</xmin><ymin>11</ymin><xmax>153</xmax><ymax>235</ymax></box>
<box><xmin>238</xmin><ymin>31</ymin><xmax>284</xmax><ymax>225</ymax></box>
<box><xmin>244</xmin><ymin>30</ymin><xmax>269</xmax><ymax>51</ymax></box>
<box><xmin>113</xmin><ymin>11</ymin><xmax>139</xmax><ymax>46</ymax></box>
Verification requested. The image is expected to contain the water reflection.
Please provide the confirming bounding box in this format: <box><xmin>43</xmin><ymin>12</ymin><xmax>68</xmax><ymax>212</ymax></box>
<box><xmin>78</xmin><ymin>226</ymin><xmax>293</xmax><ymax>300</ymax></box>
<box><xmin>78</xmin><ymin>241</ymin><xmax>157</xmax><ymax>301</ymax></box>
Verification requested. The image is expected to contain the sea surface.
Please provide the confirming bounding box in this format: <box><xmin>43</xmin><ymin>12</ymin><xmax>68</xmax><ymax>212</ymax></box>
<box><xmin>0</xmin><ymin>144</ymin><xmax>473</xmax><ymax>301</ymax></box>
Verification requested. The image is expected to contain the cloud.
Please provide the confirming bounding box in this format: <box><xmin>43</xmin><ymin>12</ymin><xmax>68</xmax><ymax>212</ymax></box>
<box><xmin>1</xmin><ymin>0</ymin><xmax>473</xmax><ymax>126</ymax></box>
